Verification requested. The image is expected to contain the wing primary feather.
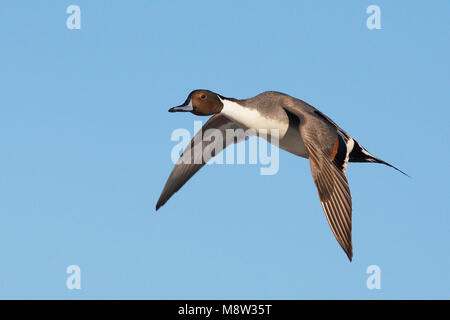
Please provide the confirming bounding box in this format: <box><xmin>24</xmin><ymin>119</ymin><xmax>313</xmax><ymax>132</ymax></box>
<box><xmin>304</xmin><ymin>140</ymin><xmax>353</xmax><ymax>261</ymax></box>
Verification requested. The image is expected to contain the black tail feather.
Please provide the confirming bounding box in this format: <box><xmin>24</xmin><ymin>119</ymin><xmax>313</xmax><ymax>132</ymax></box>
<box><xmin>349</xmin><ymin>140</ymin><xmax>410</xmax><ymax>177</ymax></box>
<box><xmin>372</xmin><ymin>158</ymin><xmax>410</xmax><ymax>177</ymax></box>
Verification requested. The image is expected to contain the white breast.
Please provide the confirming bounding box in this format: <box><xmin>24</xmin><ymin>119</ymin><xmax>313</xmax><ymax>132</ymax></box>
<box><xmin>220</xmin><ymin>98</ymin><xmax>289</xmax><ymax>137</ymax></box>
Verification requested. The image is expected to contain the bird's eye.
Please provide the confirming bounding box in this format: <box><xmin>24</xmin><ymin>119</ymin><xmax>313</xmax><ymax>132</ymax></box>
<box><xmin>200</xmin><ymin>94</ymin><xmax>206</xmax><ymax>100</ymax></box>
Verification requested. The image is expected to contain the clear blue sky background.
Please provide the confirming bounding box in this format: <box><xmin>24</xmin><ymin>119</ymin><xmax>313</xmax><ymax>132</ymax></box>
<box><xmin>0</xmin><ymin>1</ymin><xmax>449</xmax><ymax>299</ymax></box>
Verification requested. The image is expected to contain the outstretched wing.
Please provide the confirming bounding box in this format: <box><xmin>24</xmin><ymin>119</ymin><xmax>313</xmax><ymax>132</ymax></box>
<box><xmin>282</xmin><ymin>99</ymin><xmax>353</xmax><ymax>261</ymax></box>
<box><xmin>303</xmin><ymin>138</ymin><xmax>353</xmax><ymax>260</ymax></box>
<box><xmin>156</xmin><ymin>114</ymin><xmax>246</xmax><ymax>210</ymax></box>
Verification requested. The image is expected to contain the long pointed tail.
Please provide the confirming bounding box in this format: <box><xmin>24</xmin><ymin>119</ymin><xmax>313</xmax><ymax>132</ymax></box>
<box><xmin>349</xmin><ymin>140</ymin><xmax>410</xmax><ymax>177</ymax></box>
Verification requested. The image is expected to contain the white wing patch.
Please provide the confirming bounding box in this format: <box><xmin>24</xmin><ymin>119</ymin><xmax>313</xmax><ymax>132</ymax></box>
<box><xmin>342</xmin><ymin>137</ymin><xmax>355</xmax><ymax>173</ymax></box>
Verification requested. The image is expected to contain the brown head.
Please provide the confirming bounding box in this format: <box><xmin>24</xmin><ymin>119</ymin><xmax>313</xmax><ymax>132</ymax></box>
<box><xmin>168</xmin><ymin>90</ymin><xmax>224</xmax><ymax>116</ymax></box>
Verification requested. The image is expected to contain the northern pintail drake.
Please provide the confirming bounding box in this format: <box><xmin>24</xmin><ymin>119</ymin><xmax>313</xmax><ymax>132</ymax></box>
<box><xmin>156</xmin><ymin>90</ymin><xmax>408</xmax><ymax>261</ymax></box>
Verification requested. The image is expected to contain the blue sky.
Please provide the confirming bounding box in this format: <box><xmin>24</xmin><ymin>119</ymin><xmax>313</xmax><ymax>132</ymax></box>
<box><xmin>0</xmin><ymin>1</ymin><xmax>449</xmax><ymax>299</ymax></box>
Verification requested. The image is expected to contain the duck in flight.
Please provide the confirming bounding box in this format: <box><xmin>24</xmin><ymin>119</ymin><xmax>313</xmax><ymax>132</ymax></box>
<box><xmin>156</xmin><ymin>90</ymin><xmax>408</xmax><ymax>261</ymax></box>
